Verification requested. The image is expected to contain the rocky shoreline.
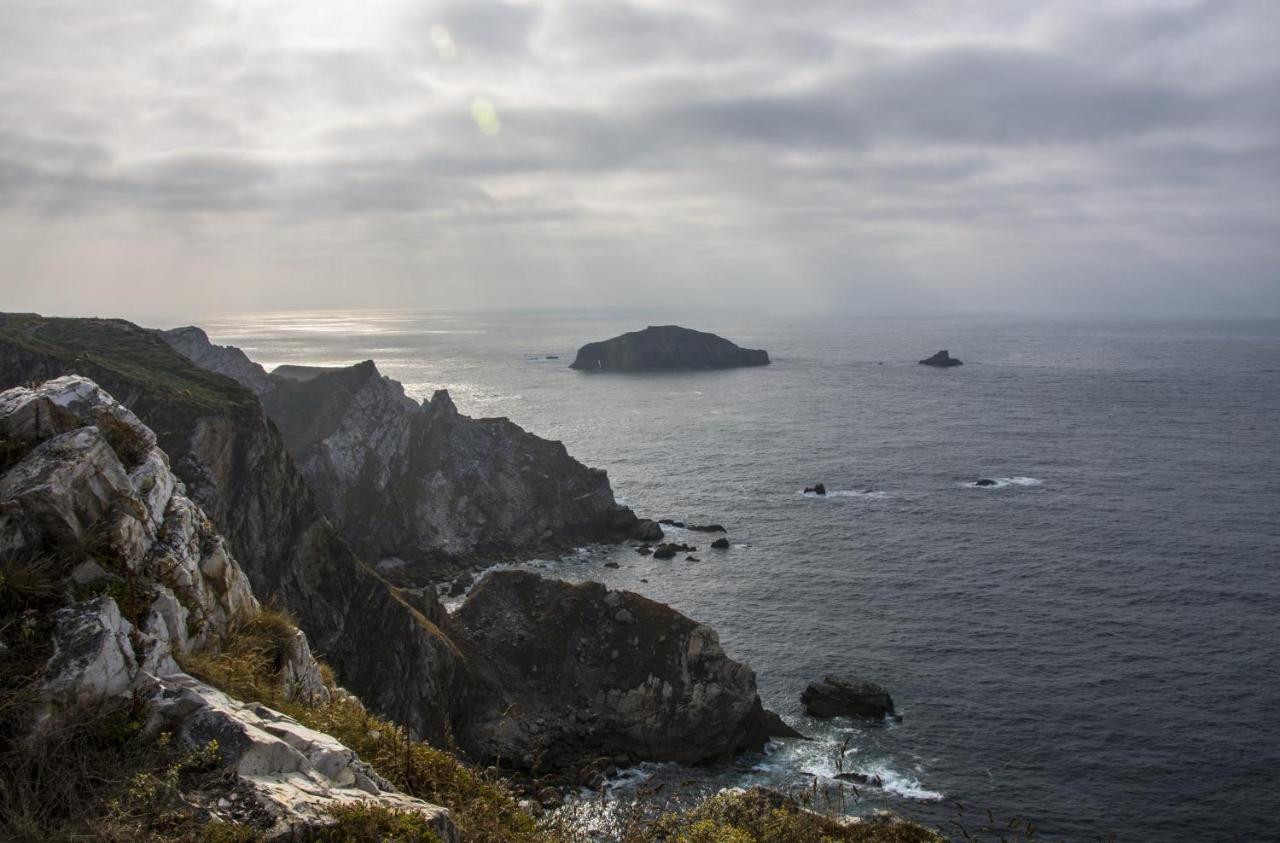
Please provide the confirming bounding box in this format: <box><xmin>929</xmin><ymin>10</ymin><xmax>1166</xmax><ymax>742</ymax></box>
<box><xmin>0</xmin><ymin>311</ymin><xmax>932</xmax><ymax>842</ymax></box>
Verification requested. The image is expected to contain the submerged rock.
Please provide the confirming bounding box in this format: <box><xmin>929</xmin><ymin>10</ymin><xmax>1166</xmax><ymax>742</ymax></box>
<box><xmin>919</xmin><ymin>350</ymin><xmax>963</xmax><ymax>367</ymax></box>
<box><xmin>453</xmin><ymin>570</ymin><xmax>797</xmax><ymax>773</ymax></box>
<box><xmin>801</xmin><ymin>675</ymin><xmax>895</xmax><ymax>720</ymax></box>
<box><xmin>569</xmin><ymin>325</ymin><xmax>770</xmax><ymax>371</ymax></box>
<box><xmin>975</xmin><ymin>478</ymin><xmax>998</xmax><ymax>487</ymax></box>
<box><xmin>804</xmin><ymin>483</ymin><xmax>827</xmax><ymax>495</ymax></box>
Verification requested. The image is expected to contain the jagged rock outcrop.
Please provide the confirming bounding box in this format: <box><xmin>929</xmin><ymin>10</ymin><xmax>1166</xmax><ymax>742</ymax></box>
<box><xmin>162</xmin><ymin>326</ymin><xmax>275</xmax><ymax>395</ymax></box>
<box><xmin>452</xmin><ymin>570</ymin><xmax>800</xmax><ymax>773</ymax></box>
<box><xmin>159</xmin><ymin>334</ymin><xmax>657</xmax><ymax>577</ymax></box>
<box><xmin>919</xmin><ymin>350</ymin><xmax>963</xmax><ymax>367</ymax></box>
<box><xmin>570</xmin><ymin>325</ymin><xmax>770</xmax><ymax>371</ymax></box>
<box><xmin>0</xmin><ymin>314</ymin><xmax>469</xmax><ymax>743</ymax></box>
<box><xmin>0</xmin><ymin>376</ymin><xmax>457</xmax><ymax>840</ymax></box>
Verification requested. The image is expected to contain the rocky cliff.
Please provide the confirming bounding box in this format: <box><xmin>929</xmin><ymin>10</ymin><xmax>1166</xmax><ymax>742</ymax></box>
<box><xmin>158</xmin><ymin>329</ymin><xmax>660</xmax><ymax>579</ymax></box>
<box><xmin>0</xmin><ymin>313</ymin><xmax>469</xmax><ymax>743</ymax></box>
<box><xmin>0</xmin><ymin>376</ymin><xmax>456</xmax><ymax>840</ymax></box>
<box><xmin>1</xmin><ymin>314</ymin><xmax>786</xmax><ymax>780</ymax></box>
<box><xmin>570</xmin><ymin>325</ymin><xmax>771</xmax><ymax>371</ymax></box>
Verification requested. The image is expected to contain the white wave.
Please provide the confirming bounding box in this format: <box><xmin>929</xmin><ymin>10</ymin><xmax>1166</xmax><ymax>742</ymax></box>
<box><xmin>797</xmin><ymin>489</ymin><xmax>891</xmax><ymax>499</ymax></box>
<box><xmin>864</xmin><ymin>762</ymin><xmax>944</xmax><ymax>801</ymax></box>
<box><xmin>965</xmin><ymin>476</ymin><xmax>1042</xmax><ymax>489</ymax></box>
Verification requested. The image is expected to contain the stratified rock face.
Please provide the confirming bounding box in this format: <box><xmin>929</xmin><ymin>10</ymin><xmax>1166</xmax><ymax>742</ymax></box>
<box><xmin>162</xmin><ymin>326</ymin><xmax>275</xmax><ymax>396</ymax></box>
<box><xmin>0</xmin><ymin>314</ymin><xmax>469</xmax><ymax>743</ymax></box>
<box><xmin>570</xmin><ymin>325</ymin><xmax>770</xmax><ymax>371</ymax></box>
<box><xmin>452</xmin><ymin>570</ymin><xmax>792</xmax><ymax>772</ymax></box>
<box><xmin>919</xmin><ymin>350</ymin><xmax>963</xmax><ymax>367</ymax></box>
<box><xmin>800</xmin><ymin>675</ymin><xmax>895</xmax><ymax>719</ymax></box>
<box><xmin>255</xmin><ymin>359</ymin><xmax>650</xmax><ymax>576</ymax></box>
<box><xmin>0</xmin><ymin>378</ymin><xmax>457</xmax><ymax>838</ymax></box>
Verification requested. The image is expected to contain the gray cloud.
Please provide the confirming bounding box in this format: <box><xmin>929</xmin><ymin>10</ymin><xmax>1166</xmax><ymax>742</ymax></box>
<box><xmin>0</xmin><ymin>0</ymin><xmax>1276</xmax><ymax>317</ymax></box>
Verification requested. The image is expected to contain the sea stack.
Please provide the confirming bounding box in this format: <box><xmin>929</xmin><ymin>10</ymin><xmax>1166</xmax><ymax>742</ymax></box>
<box><xmin>919</xmin><ymin>350</ymin><xmax>963</xmax><ymax>367</ymax></box>
<box><xmin>570</xmin><ymin>325</ymin><xmax>770</xmax><ymax>371</ymax></box>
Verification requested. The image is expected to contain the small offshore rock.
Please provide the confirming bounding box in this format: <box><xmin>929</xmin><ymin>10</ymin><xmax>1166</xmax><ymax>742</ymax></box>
<box><xmin>919</xmin><ymin>349</ymin><xmax>963</xmax><ymax>367</ymax></box>
<box><xmin>835</xmin><ymin>772</ymin><xmax>885</xmax><ymax>788</ymax></box>
<box><xmin>687</xmin><ymin>524</ymin><xmax>727</xmax><ymax>533</ymax></box>
<box><xmin>801</xmin><ymin>675</ymin><xmax>895</xmax><ymax>719</ymax></box>
<box><xmin>804</xmin><ymin>483</ymin><xmax>827</xmax><ymax>496</ymax></box>
<box><xmin>975</xmin><ymin>478</ymin><xmax>998</xmax><ymax>487</ymax></box>
<box><xmin>604</xmin><ymin>562</ymin><xmax>620</xmax><ymax>569</ymax></box>
<box><xmin>710</xmin><ymin>538</ymin><xmax>730</xmax><ymax>550</ymax></box>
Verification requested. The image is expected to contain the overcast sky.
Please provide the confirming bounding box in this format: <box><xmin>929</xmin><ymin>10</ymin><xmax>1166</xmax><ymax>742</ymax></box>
<box><xmin>1</xmin><ymin>0</ymin><xmax>1278</xmax><ymax>320</ymax></box>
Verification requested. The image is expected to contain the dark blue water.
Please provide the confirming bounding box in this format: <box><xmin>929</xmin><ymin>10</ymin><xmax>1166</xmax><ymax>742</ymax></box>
<box><xmin>192</xmin><ymin>311</ymin><xmax>1280</xmax><ymax>841</ymax></box>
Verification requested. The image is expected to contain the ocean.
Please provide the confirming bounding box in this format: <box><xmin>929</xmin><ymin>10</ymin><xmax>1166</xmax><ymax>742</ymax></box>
<box><xmin>185</xmin><ymin>310</ymin><xmax>1280</xmax><ymax>841</ymax></box>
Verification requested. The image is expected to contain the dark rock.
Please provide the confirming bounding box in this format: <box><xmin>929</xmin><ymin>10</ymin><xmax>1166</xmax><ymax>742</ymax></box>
<box><xmin>653</xmin><ymin>542</ymin><xmax>696</xmax><ymax>559</ymax></box>
<box><xmin>545</xmin><ymin>356</ymin><xmax>559</xmax><ymax>360</ymax></box>
<box><xmin>710</xmin><ymin>538</ymin><xmax>730</xmax><ymax>549</ymax></box>
<box><xmin>804</xmin><ymin>483</ymin><xmax>827</xmax><ymax>496</ymax></box>
<box><xmin>634</xmin><ymin>545</ymin><xmax>653</xmax><ymax>556</ymax></box>
<box><xmin>629</xmin><ymin>518</ymin><xmax>664</xmax><ymax>542</ymax></box>
<box><xmin>685</xmin><ymin>555</ymin><xmax>700</xmax><ymax>562</ymax></box>
<box><xmin>686</xmin><ymin>524</ymin><xmax>726</xmax><ymax>533</ymax></box>
<box><xmin>835</xmin><ymin>772</ymin><xmax>884</xmax><ymax>788</ymax></box>
<box><xmin>975</xmin><ymin>479</ymin><xmax>998</xmax><ymax>487</ymax></box>
<box><xmin>447</xmin><ymin>574</ymin><xmax>474</xmax><ymax>597</ymax></box>
<box><xmin>604</xmin><ymin>562</ymin><xmax>619</xmax><ymax>569</ymax></box>
<box><xmin>919</xmin><ymin>350</ymin><xmax>963</xmax><ymax>367</ymax></box>
<box><xmin>452</xmin><ymin>570</ymin><xmax>794</xmax><ymax>772</ymax></box>
<box><xmin>569</xmin><ymin>326</ymin><xmax>770</xmax><ymax>372</ymax></box>
<box><xmin>800</xmin><ymin>675</ymin><xmax>895</xmax><ymax>719</ymax></box>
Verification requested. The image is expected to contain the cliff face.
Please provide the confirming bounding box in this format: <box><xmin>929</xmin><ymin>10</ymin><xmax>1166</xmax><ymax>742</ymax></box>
<box><xmin>261</xmin><ymin>362</ymin><xmax>650</xmax><ymax>575</ymax></box>
<box><xmin>570</xmin><ymin>325</ymin><xmax>771</xmax><ymax>371</ymax></box>
<box><xmin>159</xmin><ymin>330</ymin><xmax>659</xmax><ymax>578</ymax></box>
<box><xmin>161</xmin><ymin>326</ymin><xmax>275</xmax><ymax>395</ymax></box>
<box><xmin>0</xmin><ymin>314</ymin><xmax>468</xmax><ymax>743</ymax></box>
<box><xmin>0</xmin><ymin>376</ymin><xmax>456</xmax><ymax>840</ymax></box>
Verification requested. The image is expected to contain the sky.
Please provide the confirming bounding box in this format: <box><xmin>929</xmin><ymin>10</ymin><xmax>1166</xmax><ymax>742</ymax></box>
<box><xmin>1</xmin><ymin>0</ymin><xmax>1278</xmax><ymax>320</ymax></box>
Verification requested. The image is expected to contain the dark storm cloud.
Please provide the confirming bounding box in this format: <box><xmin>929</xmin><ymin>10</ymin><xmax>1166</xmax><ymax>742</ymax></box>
<box><xmin>0</xmin><ymin>0</ymin><xmax>1276</xmax><ymax>316</ymax></box>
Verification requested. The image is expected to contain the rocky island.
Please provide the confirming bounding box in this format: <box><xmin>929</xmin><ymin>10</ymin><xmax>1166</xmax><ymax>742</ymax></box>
<box><xmin>570</xmin><ymin>325</ymin><xmax>770</xmax><ymax>371</ymax></box>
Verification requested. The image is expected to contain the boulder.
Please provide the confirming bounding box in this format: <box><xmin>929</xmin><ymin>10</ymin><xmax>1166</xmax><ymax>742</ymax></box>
<box><xmin>800</xmin><ymin>675</ymin><xmax>895</xmax><ymax>719</ymax></box>
<box><xmin>919</xmin><ymin>350</ymin><xmax>963</xmax><ymax>367</ymax></box>
<box><xmin>569</xmin><ymin>326</ymin><xmax>770</xmax><ymax>371</ymax></box>
<box><xmin>448</xmin><ymin>574</ymin><xmax>474</xmax><ymax>597</ymax></box>
<box><xmin>975</xmin><ymin>478</ymin><xmax>998</xmax><ymax>487</ymax></box>
<box><xmin>453</xmin><ymin>570</ymin><xmax>796</xmax><ymax>773</ymax></box>
<box><xmin>652</xmin><ymin>542</ymin><xmax>695</xmax><ymax>560</ymax></box>
<box><xmin>710</xmin><ymin>538</ymin><xmax>730</xmax><ymax>550</ymax></box>
<box><xmin>804</xmin><ymin>483</ymin><xmax>827</xmax><ymax>496</ymax></box>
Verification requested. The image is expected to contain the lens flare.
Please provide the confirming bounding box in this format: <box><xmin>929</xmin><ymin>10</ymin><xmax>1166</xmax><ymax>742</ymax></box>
<box><xmin>470</xmin><ymin>97</ymin><xmax>501</xmax><ymax>136</ymax></box>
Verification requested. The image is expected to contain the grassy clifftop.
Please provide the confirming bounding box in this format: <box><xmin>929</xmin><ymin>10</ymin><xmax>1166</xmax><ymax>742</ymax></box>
<box><xmin>0</xmin><ymin>313</ymin><xmax>256</xmax><ymax>449</ymax></box>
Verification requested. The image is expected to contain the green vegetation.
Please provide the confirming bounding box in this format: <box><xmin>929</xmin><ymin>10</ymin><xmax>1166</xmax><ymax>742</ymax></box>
<box><xmin>307</xmin><ymin>804</ymin><xmax>445</xmax><ymax>842</ymax></box>
<box><xmin>0</xmin><ymin>699</ymin><xmax>262</xmax><ymax>842</ymax></box>
<box><xmin>645</xmin><ymin>788</ymin><xmax>942</xmax><ymax>843</ymax></box>
<box><xmin>0</xmin><ymin>313</ymin><xmax>256</xmax><ymax>445</ymax></box>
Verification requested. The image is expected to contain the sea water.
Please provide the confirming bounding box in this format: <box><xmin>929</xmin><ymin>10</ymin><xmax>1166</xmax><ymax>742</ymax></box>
<box><xmin>189</xmin><ymin>310</ymin><xmax>1280</xmax><ymax>841</ymax></box>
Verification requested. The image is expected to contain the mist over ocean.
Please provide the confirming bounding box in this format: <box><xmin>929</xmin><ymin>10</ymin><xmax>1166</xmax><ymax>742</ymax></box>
<box><xmin>192</xmin><ymin>310</ymin><xmax>1280</xmax><ymax>841</ymax></box>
